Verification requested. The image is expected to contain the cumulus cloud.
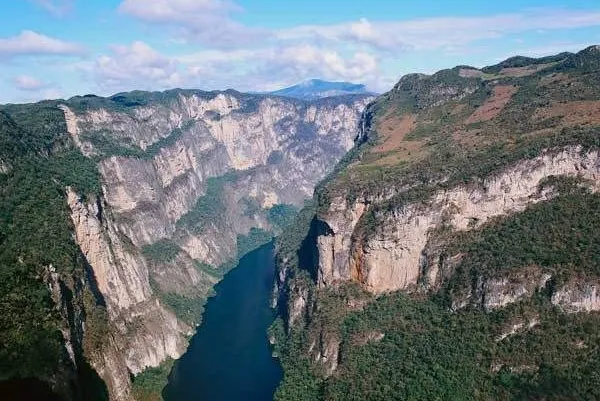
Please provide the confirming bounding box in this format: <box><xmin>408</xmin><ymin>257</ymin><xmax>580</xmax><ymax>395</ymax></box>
<box><xmin>9</xmin><ymin>75</ymin><xmax>63</xmax><ymax>102</ymax></box>
<box><xmin>181</xmin><ymin>45</ymin><xmax>380</xmax><ymax>90</ymax></box>
<box><xmin>119</xmin><ymin>0</ymin><xmax>266</xmax><ymax>48</ymax></box>
<box><xmin>254</xmin><ymin>46</ymin><xmax>378</xmax><ymax>86</ymax></box>
<box><xmin>94</xmin><ymin>41</ymin><xmax>184</xmax><ymax>92</ymax></box>
<box><xmin>10</xmin><ymin>5</ymin><xmax>600</xmax><ymax>103</ymax></box>
<box><xmin>14</xmin><ymin>75</ymin><xmax>47</xmax><ymax>91</ymax></box>
<box><xmin>89</xmin><ymin>40</ymin><xmax>382</xmax><ymax>95</ymax></box>
<box><xmin>0</xmin><ymin>30</ymin><xmax>84</xmax><ymax>57</ymax></box>
<box><xmin>30</xmin><ymin>0</ymin><xmax>74</xmax><ymax>17</ymax></box>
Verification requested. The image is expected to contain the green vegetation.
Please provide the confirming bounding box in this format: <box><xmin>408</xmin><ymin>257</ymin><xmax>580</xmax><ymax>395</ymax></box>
<box><xmin>320</xmin><ymin>45</ymin><xmax>600</xmax><ymax>236</ymax></box>
<box><xmin>194</xmin><ymin>261</ymin><xmax>223</xmax><ymax>278</ymax></box>
<box><xmin>176</xmin><ymin>173</ymin><xmax>237</xmax><ymax>234</ymax></box>
<box><xmin>321</xmin><ymin>291</ymin><xmax>600</xmax><ymax>401</ymax></box>
<box><xmin>142</xmin><ymin>239</ymin><xmax>181</xmax><ymax>263</ymax></box>
<box><xmin>0</xmin><ymin>103</ymin><xmax>102</xmax><ymax>383</ymax></box>
<box><xmin>131</xmin><ymin>358</ymin><xmax>174</xmax><ymax>401</ymax></box>
<box><xmin>278</xmin><ymin>182</ymin><xmax>600</xmax><ymax>401</ymax></box>
<box><xmin>275</xmin><ymin>199</ymin><xmax>316</xmax><ymax>273</ymax></box>
<box><xmin>81</xmin><ymin>120</ymin><xmax>195</xmax><ymax>160</ymax></box>
<box><xmin>80</xmin><ymin>130</ymin><xmax>145</xmax><ymax>159</ymax></box>
<box><xmin>159</xmin><ymin>292</ymin><xmax>206</xmax><ymax>326</ymax></box>
<box><xmin>442</xmin><ymin>190</ymin><xmax>600</xmax><ymax>304</ymax></box>
<box><xmin>237</xmin><ymin>227</ymin><xmax>274</xmax><ymax>258</ymax></box>
<box><xmin>148</xmin><ymin>278</ymin><xmax>205</xmax><ymax>327</ymax></box>
<box><xmin>267</xmin><ymin>204</ymin><xmax>298</xmax><ymax>230</ymax></box>
<box><xmin>275</xmin><ymin>47</ymin><xmax>600</xmax><ymax>401</ymax></box>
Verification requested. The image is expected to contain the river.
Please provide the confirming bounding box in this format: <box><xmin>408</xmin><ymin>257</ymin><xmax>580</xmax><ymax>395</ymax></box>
<box><xmin>163</xmin><ymin>242</ymin><xmax>283</xmax><ymax>401</ymax></box>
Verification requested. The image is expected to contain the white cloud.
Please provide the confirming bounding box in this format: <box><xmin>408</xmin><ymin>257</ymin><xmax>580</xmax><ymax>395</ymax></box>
<box><xmin>14</xmin><ymin>75</ymin><xmax>47</xmax><ymax>91</ymax></box>
<box><xmin>258</xmin><ymin>46</ymin><xmax>378</xmax><ymax>85</ymax></box>
<box><xmin>279</xmin><ymin>10</ymin><xmax>600</xmax><ymax>52</ymax></box>
<box><xmin>9</xmin><ymin>75</ymin><xmax>63</xmax><ymax>102</ymax></box>
<box><xmin>94</xmin><ymin>41</ymin><xmax>184</xmax><ymax>92</ymax></box>
<box><xmin>0</xmin><ymin>31</ymin><xmax>84</xmax><ymax>57</ymax></box>
<box><xmin>5</xmin><ymin>5</ymin><xmax>600</xmax><ymax>103</ymax></box>
<box><xmin>119</xmin><ymin>0</ymin><xmax>236</xmax><ymax>22</ymax></box>
<box><xmin>90</xmin><ymin>40</ymin><xmax>382</xmax><ymax>95</ymax></box>
<box><xmin>119</xmin><ymin>0</ymin><xmax>265</xmax><ymax>48</ymax></box>
<box><xmin>30</xmin><ymin>0</ymin><xmax>74</xmax><ymax>17</ymax></box>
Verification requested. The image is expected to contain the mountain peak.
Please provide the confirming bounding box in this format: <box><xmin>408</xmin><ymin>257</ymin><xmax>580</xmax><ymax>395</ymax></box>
<box><xmin>268</xmin><ymin>79</ymin><xmax>375</xmax><ymax>100</ymax></box>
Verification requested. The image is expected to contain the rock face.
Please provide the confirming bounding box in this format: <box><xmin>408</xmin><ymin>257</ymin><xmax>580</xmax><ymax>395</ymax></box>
<box><xmin>316</xmin><ymin>147</ymin><xmax>600</xmax><ymax>294</ymax></box>
<box><xmin>59</xmin><ymin>89</ymin><xmax>372</xmax><ymax>399</ymax></box>
<box><xmin>552</xmin><ymin>280</ymin><xmax>600</xmax><ymax>312</ymax></box>
<box><xmin>66</xmin><ymin>188</ymin><xmax>191</xmax><ymax>400</ymax></box>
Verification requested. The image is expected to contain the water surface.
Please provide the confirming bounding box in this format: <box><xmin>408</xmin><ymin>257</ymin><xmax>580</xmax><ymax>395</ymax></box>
<box><xmin>164</xmin><ymin>242</ymin><xmax>282</xmax><ymax>401</ymax></box>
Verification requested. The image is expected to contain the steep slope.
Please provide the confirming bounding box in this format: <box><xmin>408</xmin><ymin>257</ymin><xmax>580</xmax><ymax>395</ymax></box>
<box><xmin>268</xmin><ymin>79</ymin><xmax>375</xmax><ymax>100</ymax></box>
<box><xmin>0</xmin><ymin>89</ymin><xmax>373</xmax><ymax>400</ymax></box>
<box><xmin>274</xmin><ymin>46</ymin><xmax>600</xmax><ymax>400</ymax></box>
<box><xmin>0</xmin><ymin>103</ymin><xmax>109</xmax><ymax>401</ymax></box>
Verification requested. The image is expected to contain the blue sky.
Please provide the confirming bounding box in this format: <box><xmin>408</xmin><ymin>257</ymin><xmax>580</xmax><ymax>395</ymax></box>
<box><xmin>1</xmin><ymin>0</ymin><xmax>600</xmax><ymax>103</ymax></box>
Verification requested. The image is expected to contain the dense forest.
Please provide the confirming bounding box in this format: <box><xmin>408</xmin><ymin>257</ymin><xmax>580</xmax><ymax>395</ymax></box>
<box><xmin>0</xmin><ymin>102</ymin><xmax>107</xmax><ymax>399</ymax></box>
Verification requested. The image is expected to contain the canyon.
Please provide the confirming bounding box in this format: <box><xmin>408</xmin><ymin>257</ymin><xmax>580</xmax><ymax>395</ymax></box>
<box><xmin>3</xmin><ymin>46</ymin><xmax>600</xmax><ymax>401</ymax></box>
<box><xmin>0</xmin><ymin>88</ymin><xmax>373</xmax><ymax>401</ymax></box>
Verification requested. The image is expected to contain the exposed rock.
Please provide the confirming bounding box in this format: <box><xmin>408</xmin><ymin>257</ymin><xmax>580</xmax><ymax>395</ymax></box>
<box><xmin>552</xmin><ymin>281</ymin><xmax>600</xmax><ymax>312</ymax></box>
<box><xmin>315</xmin><ymin>147</ymin><xmax>600</xmax><ymax>294</ymax></box>
<box><xmin>66</xmin><ymin>188</ymin><xmax>191</xmax><ymax>396</ymax></box>
<box><xmin>451</xmin><ymin>267</ymin><xmax>552</xmax><ymax>311</ymax></box>
<box><xmin>0</xmin><ymin>158</ymin><xmax>10</xmax><ymax>174</ymax></box>
<box><xmin>353</xmin><ymin>330</ymin><xmax>385</xmax><ymax>346</ymax></box>
<box><xmin>495</xmin><ymin>318</ymin><xmax>540</xmax><ymax>342</ymax></box>
<box><xmin>313</xmin><ymin>331</ymin><xmax>340</xmax><ymax>376</ymax></box>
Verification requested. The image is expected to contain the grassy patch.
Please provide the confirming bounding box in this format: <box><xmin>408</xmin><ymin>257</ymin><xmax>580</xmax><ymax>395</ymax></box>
<box><xmin>176</xmin><ymin>173</ymin><xmax>238</xmax><ymax>235</ymax></box>
<box><xmin>267</xmin><ymin>204</ymin><xmax>298</xmax><ymax>230</ymax></box>
<box><xmin>142</xmin><ymin>239</ymin><xmax>181</xmax><ymax>264</ymax></box>
<box><xmin>131</xmin><ymin>358</ymin><xmax>174</xmax><ymax>401</ymax></box>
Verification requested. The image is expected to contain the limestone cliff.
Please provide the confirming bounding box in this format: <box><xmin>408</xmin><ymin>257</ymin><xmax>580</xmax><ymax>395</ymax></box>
<box><xmin>315</xmin><ymin>147</ymin><xmax>600</xmax><ymax>295</ymax></box>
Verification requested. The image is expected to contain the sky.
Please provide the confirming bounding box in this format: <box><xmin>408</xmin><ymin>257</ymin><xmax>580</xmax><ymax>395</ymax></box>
<box><xmin>2</xmin><ymin>0</ymin><xmax>600</xmax><ymax>103</ymax></box>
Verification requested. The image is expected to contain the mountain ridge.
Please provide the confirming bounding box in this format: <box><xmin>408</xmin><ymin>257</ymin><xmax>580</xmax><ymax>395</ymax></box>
<box><xmin>273</xmin><ymin>45</ymin><xmax>600</xmax><ymax>401</ymax></box>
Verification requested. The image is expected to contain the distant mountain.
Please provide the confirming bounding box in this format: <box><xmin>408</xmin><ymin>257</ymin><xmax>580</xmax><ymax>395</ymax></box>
<box><xmin>267</xmin><ymin>79</ymin><xmax>376</xmax><ymax>100</ymax></box>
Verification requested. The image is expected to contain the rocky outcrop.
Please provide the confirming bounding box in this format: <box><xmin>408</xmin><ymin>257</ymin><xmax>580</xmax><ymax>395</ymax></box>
<box><xmin>552</xmin><ymin>280</ymin><xmax>600</xmax><ymax>312</ymax></box>
<box><xmin>451</xmin><ymin>267</ymin><xmax>552</xmax><ymax>311</ymax></box>
<box><xmin>65</xmin><ymin>92</ymin><xmax>371</xmax><ymax>264</ymax></box>
<box><xmin>315</xmin><ymin>147</ymin><xmax>600</xmax><ymax>294</ymax></box>
<box><xmin>59</xmin><ymin>90</ymin><xmax>372</xmax><ymax>400</ymax></box>
<box><xmin>66</xmin><ymin>188</ymin><xmax>192</xmax><ymax>398</ymax></box>
<box><xmin>274</xmin><ymin>48</ymin><xmax>600</xmax><ymax>399</ymax></box>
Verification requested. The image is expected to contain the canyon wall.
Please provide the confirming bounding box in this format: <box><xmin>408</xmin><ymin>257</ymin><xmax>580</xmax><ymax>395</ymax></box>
<box><xmin>61</xmin><ymin>90</ymin><xmax>372</xmax><ymax>399</ymax></box>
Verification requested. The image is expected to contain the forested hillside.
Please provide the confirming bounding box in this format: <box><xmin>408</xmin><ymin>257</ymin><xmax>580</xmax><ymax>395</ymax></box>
<box><xmin>273</xmin><ymin>46</ymin><xmax>600</xmax><ymax>401</ymax></box>
<box><xmin>0</xmin><ymin>102</ymin><xmax>107</xmax><ymax>400</ymax></box>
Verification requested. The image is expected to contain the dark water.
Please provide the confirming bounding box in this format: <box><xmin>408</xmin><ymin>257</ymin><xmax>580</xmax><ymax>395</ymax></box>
<box><xmin>164</xmin><ymin>242</ymin><xmax>283</xmax><ymax>401</ymax></box>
